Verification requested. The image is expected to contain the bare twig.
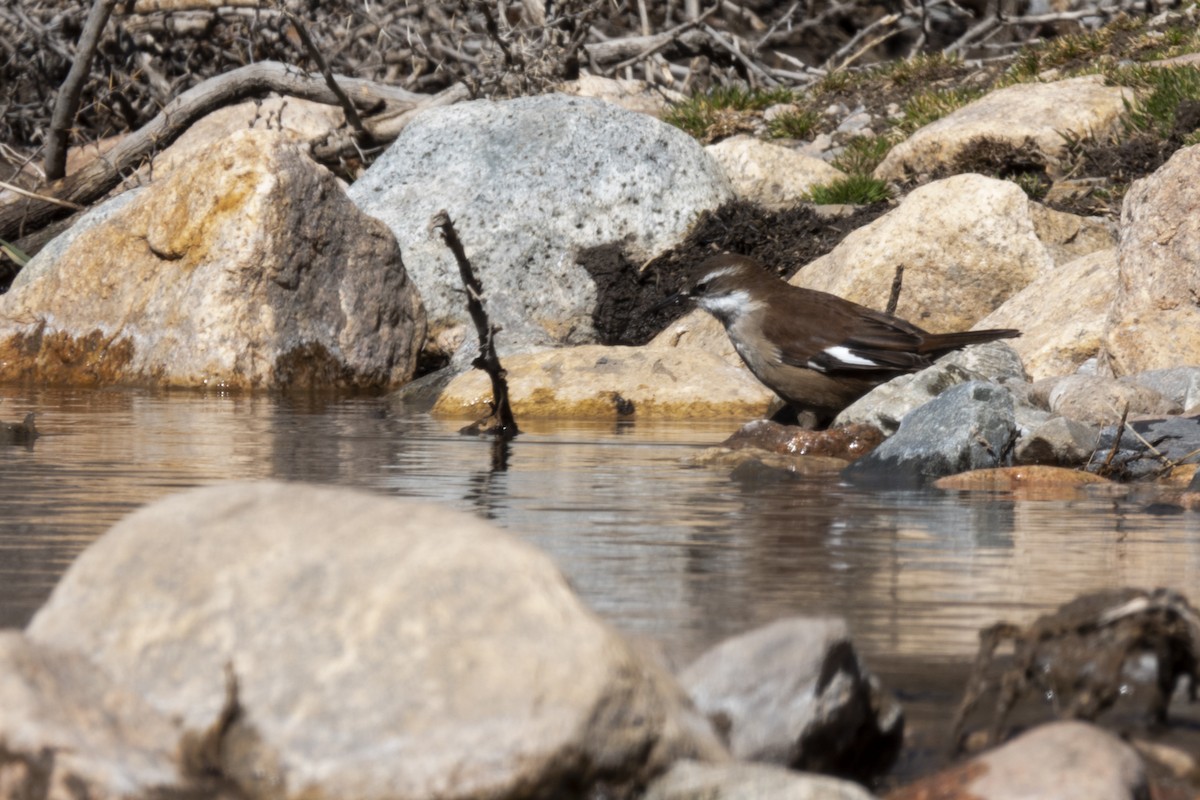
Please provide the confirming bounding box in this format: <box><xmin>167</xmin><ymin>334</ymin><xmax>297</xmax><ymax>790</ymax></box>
<box><xmin>282</xmin><ymin>11</ymin><xmax>371</xmax><ymax>143</ymax></box>
<box><xmin>45</xmin><ymin>0</ymin><xmax>121</xmax><ymax>181</ymax></box>
<box><xmin>1098</xmin><ymin>402</ymin><xmax>1130</xmax><ymax>476</ymax></box>
<box><xmin>431</xmin><ymin>210</ymin><xmax>519</xmax><ymax>440</ymax></box>
<box><xmin>886</xmin><ymin>264</ymin><xmax>905</xmax><ymax>315</ymax></box>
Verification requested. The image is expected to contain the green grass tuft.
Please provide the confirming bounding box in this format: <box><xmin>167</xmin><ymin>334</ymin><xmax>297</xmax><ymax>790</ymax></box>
<box><xmin>766</xmin><ymin>108</ymin><xmax>821</xmax><ymax>140</ymax></box>
<box><xmin>804</xmin><ymin>174</ymin><xmax>892</xmax><ymax>205</ymax></box>
<box><xmin>663</xmin><ymin>86</ymin><xmax>797</xmax><ymax>140</ymax></box>
<box><xmin>832</xmin><ymin>135</ymin><xmax>893</xmax><ymax>175</ymax></box>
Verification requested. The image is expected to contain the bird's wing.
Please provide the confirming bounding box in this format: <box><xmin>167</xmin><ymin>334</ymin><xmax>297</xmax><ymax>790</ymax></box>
<box><xmin>779</xmin><ymin>308</ymin><xmax>932</xmax><ymax>375</ymax></box>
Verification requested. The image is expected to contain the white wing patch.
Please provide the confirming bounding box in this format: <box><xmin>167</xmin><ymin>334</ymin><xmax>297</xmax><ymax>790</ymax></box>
<box><xmin>807</xmin><ymin>345</ymin><xmax>882</xmax><ymax>371</ymax></box>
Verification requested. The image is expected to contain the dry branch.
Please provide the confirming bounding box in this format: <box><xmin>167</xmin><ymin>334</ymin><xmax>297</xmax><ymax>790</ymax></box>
<box><xmin>0</xmin><ymin>61</ymin><xmax>463</xmax><ymax>242</ymax></box>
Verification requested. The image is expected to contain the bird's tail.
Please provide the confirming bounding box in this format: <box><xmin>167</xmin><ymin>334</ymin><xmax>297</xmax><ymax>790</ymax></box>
<box><xmin>920</xmin><ymin>328</ymin><xmax>1020</xmax><ymax>357</ymax></box>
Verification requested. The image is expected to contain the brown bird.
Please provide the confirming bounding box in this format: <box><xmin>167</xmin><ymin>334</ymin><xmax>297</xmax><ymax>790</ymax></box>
<box><xmin>662</xmin><ymin>254</ymin><xmax>1020</xmax><ymax>427</ymax></box>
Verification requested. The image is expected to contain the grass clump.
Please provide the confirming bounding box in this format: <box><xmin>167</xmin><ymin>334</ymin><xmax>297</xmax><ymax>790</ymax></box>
<box><xmin>1114</xmin><ymin>64</ymin><xmax>1200</xmax><ymax>138</ymax></box>
<box><xmin>767</xmin><ymin>108</ymin><xmax>821</xmax><ymax>139</ymax></box>
<box><xmin>804</xmin><ymin>174</ymin><xmax>892</xmax><ymax>205</ymax></box>
<box><xmin>664</xmin><ymin>85</ymin><xmax>797</xmax><ymax>141</ymax></box>
<box><xmin>893</xmin><ymin>86</ymin><xmax>986</xmax><ymax>135</ymax></box>
<box><xmin>882</xmin><ymin>52</ymin><xmax>964</xmax><ymax>87</ymax></box>
<box><xmin>832</xmin><ymin>135</ymin><xmax>893</xmax><ymax>175</ymax></box>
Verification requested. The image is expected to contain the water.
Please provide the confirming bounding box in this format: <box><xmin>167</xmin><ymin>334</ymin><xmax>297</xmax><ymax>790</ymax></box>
<box><xmin>3</xmin><ymin>386</ymin><xmax>1200</xmax><ymax>766</ymax></box>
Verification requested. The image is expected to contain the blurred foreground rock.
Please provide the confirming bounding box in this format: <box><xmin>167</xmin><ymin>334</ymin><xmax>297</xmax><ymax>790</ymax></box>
<box><xmin>24</xmin><ymin>481</ymin><xmax>726</xmax><ymax>800</ymax></box>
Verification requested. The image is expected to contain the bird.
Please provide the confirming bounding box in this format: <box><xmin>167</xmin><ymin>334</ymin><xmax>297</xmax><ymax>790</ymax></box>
<box><xmin>660</xmin><ymin>253</ymin><xmax>1020</xmax><ymax>428</ymax></box>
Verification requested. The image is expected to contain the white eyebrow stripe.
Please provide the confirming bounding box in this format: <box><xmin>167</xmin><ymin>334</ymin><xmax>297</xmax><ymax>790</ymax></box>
<box><xmin>812</xmin><ymin>345</ymin><xmax>882</xmax><ymax>369</ymax></box>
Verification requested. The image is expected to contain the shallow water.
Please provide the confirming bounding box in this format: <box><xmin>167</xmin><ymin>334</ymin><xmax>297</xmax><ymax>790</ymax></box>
<box><xmin>2</xmin><ymin>386</ymin><xmax>1199</xmax><ymax>767</ymax></box>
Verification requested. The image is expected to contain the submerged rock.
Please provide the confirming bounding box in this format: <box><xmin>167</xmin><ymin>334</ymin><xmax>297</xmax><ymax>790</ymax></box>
<box><xmin>26</xmin><ymin>481</ymin><xmax>726</xmax><ymax>800</ymax></box>
<box><xmin>645</xmin><ymin>759</ymin><xmax>877</xmax><ymax>800</ymax></box>
<box><xmin>890</xmin><ymin>722</ymin><xmax>1146</xmax><ymax>800</ymax></box>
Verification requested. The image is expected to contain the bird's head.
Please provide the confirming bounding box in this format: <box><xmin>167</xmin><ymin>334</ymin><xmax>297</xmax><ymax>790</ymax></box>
<box><xmin>655</xmin><ymin>254</ymin><xmax>772</xmax><ymax>324</ymax></box>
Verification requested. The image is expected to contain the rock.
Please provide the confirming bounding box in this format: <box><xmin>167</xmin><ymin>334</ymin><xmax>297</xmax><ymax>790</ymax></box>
<box><xmin>0</xmin><ymin>630</ymin><xmax>183</xmax><ymax>799</ymax></box>
<box><xmin>1103</xmin><ymin>144</ymin><xmax>1200</xmax><ymax>374</ymax></box>
<box><xmin>645</xmin><ymin>760</ymin><xmax>878</xmax><ymax>800</ymax></box>
<box><xmin>875</xmin><ymin>76</ymin><xmax>1132</xmax><ymax>180</ymax></box>
<box><xmin>794</xmin><ymin>175</ymin><xmax>1053</xmax><ymax>332</ymax></box>
<box><xmin>26</xmin><ymin>482</ymin><xmax>727</xmax><ymax>800</ymax></box>
<box><xmin>0</xmin><ymin>411</ymin><xmax>38</xmax><ymax>445</ymax></box>
<box><xmin>557</xmin><ymin>74</ymin><xmax>685</xmax><ymax>117</ymax></box>
<box><xmin>974</xmin><ymin>249</ymin><xmax>1117</xmax><ymax>380</ymax></box>
<box><xmin>347</xmin><ymin>94</ymin><xmax>732</xmax><ymax>361</ymax></box>
<box><xmin>1121</xmin><ymin>366</ymin><xmax>1200</xmax><ymax>412</ymax></box>
<box><xmin>1091</xmin><ymin>415</ymin><xmax>1200</xmax><ymax>480</ymax></box>
<box><xmin>687</xmin><ymin>448</ymin><xmax>851</xmax><ymax>475</ymax></box>
<box><xmin>430</xmin><ymin>344</ymin><xmax>777</xmax><ymax>419</ymax></box>
<box><xmin>706</xmin><ymin>135</ymin><xmax>845</xmax><ymax>209</ymax></box>
<box><xmin>1027</xmin><ymin>203</ymin><xmax>1116</xmax><ymax>268</ymax></box>
<box><xmin>1046</xmin><ymin>374</ymin><xmax>1182</xmax><ymax>426</ymax></box>
<box><xmin>1014</xmin><ymin>415</ymin><xmax>1100</xmax><ymax>467</ymax></box>
<box><xmin>0</xmin><ymin>129</ymin><xmax>425</xmax><ymax>389</ymax></box>
<box><xmin>137</xmin><ymin>94</ymin><xmax>346</xmax><ymax>185</ymax></box>
<box><xmin>680</xmin><ymin>617</ymin><xmax>903</xmax><ymax>782</ymax></box>
<box><xmin>833</xmin><ymin>361</ymin><xmax>973</xmax><ymax>434</ymax></box>
<box><xmin>843</xmin><ymin>381</ymin><xmax>1017</xmax><ymax>488</ymax></box>
<box><xmin>887</xmin><ymin>721</ymin><xmax>1147</xmax><ymax>800</ymax></box>
<box><xmin>721</xmin><ymin>419</ymin><xmax>885</xmax><ymax>461</ymax></box>
<box><xmin>933</xmin><ymin>465</ymin><xmax>1110</xmax><ymax>499</ymax></box>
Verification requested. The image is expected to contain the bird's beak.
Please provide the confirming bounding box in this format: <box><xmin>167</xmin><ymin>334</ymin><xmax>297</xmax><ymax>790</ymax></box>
<box><xmin>651</xmin><ymin>289</ymin><xmax>689</xmax><ymax>314</ymax></box>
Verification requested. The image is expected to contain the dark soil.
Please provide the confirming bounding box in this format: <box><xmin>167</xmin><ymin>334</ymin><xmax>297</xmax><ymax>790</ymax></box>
<box><xmin>580</xmin><ymin>200</ymin><xmax>890</xmax><ymax>347</ymax></box>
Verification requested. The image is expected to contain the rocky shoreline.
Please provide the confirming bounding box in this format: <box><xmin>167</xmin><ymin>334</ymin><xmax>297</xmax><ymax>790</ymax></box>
<box><xmin>2</xmin><ymin>4</ymin><xmax>1200</xmax><ymax>798</ymax></box>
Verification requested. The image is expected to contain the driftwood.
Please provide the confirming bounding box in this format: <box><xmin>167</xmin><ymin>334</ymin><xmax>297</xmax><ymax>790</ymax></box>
<box><xmin>431</xmin><ymin>210</ymin><xmax>520</xmax><ymax>441</ymax></box>
<box><xmin>0</xmin><ymin>61</ymin><xmax>466</xmax><ymax>242</ymax></box>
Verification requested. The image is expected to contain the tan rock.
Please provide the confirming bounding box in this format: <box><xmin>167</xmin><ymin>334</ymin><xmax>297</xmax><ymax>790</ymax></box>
<box><xmin>795</xmin><ymin>174</ymin><xmax>1053</xmax><ymax>331</ymax></box>
<box><xmin>934</xmin><ymin>465</ymin><xmax>1110</xmax><ymax>499</ymax></box>
<box><xmin>646</xmin><ymin>759</ymin><xmax>876</xmax><ymax>800</ymax></box>
<box><xmin>0</xmin><ymin>128</ymin><xmax>425</xmax><ymax>389</ymax></box>
<box><xmin>975</xmin><ymin>249</ymin><xmax>1117</xmax><ymax>380</ymax></box>
<box><xmin>687</xmin><ymin>448</ymin><xmax>850</xmax><ymax>474</ymax></box>
<box><xmin>876</xmin><ymin>76</ymin><xmax>1132</xmax><ymax>181</ymax></box>
<box><xmin>27</xmin><ymin>482</ymin><xmax>728</xmax><ymax>800</ymax></box>
<box><xmin>0</xmin><ymin>631</ymin><xmax>183</xmax><ymax>800</ymax></box>
<box><xmin>650</xmin><ymin>308</ymin><xmax>738</xmax><ymax>366</ymax></box>
<box><xmin>432</xmin><ymin>345</ymin><xmax>778</xmax><ymax>419</ymax></box>
<box><xmin>557</xmin><ymin>75</ymin><xmax>685</xmax><ymax>117</ymax></box>
<box><xmin>141</xmin><ymin>95</ymin><xmax>345</xmax><ymax>185</ymax></box>
<box><xmin>1102</xmin><ymin>144</ymin><xmax>1200</xmax><ymax>374</ymax></box>
<box><xmin>1046</xmin><ymin>374</ymin><xmax>1182</xmax><ymax>426</ymax></box>
<box><xmin>888</xmin><ymin>721</ymin><xmax>1146</xmax><ymax>800</ymax></box>
<box><xmin>721</xmin><ymin>419</ymin><xmax>885</xmax><ymax>461</ymax></box>
<box><xmin>706</xmin><ymin>135</ymin><xmax>845</xmax><ymax>209</ymax></box>
<box><xmin>1027</xmin><ymin>203</ymin><xmax>1116</xmax><ymax>267</ymax></box>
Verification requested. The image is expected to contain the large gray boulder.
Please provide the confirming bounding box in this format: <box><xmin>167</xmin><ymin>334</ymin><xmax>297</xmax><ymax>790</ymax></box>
<box><xmin>26</xmin><ymin>482</ymin><xmax>726</xmax><ymax>800</ymax></box>
<box><xmin>348</xmin><ymin>94</ymin><xmax>733</xmax><ymax>361</ymax></box>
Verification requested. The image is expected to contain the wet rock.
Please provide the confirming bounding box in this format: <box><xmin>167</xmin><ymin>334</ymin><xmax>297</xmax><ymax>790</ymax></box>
<box><xmin>347</xmin><ymin>94</ymin><xmax>732</xmax><ymax>362</ymax></box>
<box><xmin>933</xmin><ymin>465</ymin><xmax>1110</xmax><ymax>499</ymax></box>
<box><xmin>1104</xmin><ymin>144</ymin><xmax>1200</xmax><ymax>374</ymax></box>
<box><xmin>430</xmin><ymin>344</ymin><xmax>777</xmax><ymax>420</ymax></box>
<box><xmin>888</xmin><ymin>721</ymin><xmax>1147</xmax><ymax>800</ymax></box>
<box><xmin>833</xmin><ymin>342</ymin><xmax>1021</xmax><ymax>435</ymax></box>
<box><xmin>0</xmin><ymin>630</ymin><xmax>183</xmax><ymax>799</ymax></box>
<box><xmin>795</xmin><ymin>175</ymin><xmax>1053</xmax><ymax>333</ymax></box>
<box><xmin>843</xmin><ymin>381</ymin><xmax>1017</xmax><ymax>489</ymax></box>
<box><xmin>1014</xmin><ymin>415</ymin><xmax>1100</xmax><ymax>467</ymax></box>
<box><xmin>974</xmin><ymin>249</ymin><xmax>1118</xmax><ymax>380</ymax></box>
<box><xmin>721</xmin><ymin>419</ymin><xmax>885</xmax><ymax>461</ymax></box>
<box><xmin>26</xmin><ymin>482</ymin><xmax>727</xmax><ymax>800</ymax></box>
<box><xmin>0</xmin><ymin>129</ymin><xmax>425</xmax><ymax>389</ymax></box>
<box><xmin>706</xmin><ymin>135</ymin><xmax>845</xmax><ymax>209</ymax></box>
<box><xmin>1121</xmin><ymin>367</ymin><xmax>1200</xmax><ymax>413</ymax></box>
<box><xmin>875</xmin><ymin>76</ymin><xmax>1132</xmax><ymax>181</ymax></box>
<box><xmin>1090</xmin><ymin>415</ymin><xmax>1200</xmax><ymax>480</ymax></box>
<box><xmin>1045</xmin><ymin>374</ymin><xmax>1182</xmax><ymax>426</ymax></box>
<box><xmin>679</xmin><ymin>617</ymin><xmax>903</xmax><ymax>783</ymax></box>
<box><xmin>645</xmin><ymin>760</ymin><xmax>878</xmax><ymax>800</ymax></box>
<box><xmin>688</xmin><ymin>448</ymin><xmax>850</xmax><ymax>476</ymax></box>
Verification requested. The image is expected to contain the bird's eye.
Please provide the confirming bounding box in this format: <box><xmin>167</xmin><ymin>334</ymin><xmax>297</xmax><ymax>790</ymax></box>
<box><xmin>693</xmin><ymin>281</ymin><xmax>709</xmax><ymax>294</ymax></box>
